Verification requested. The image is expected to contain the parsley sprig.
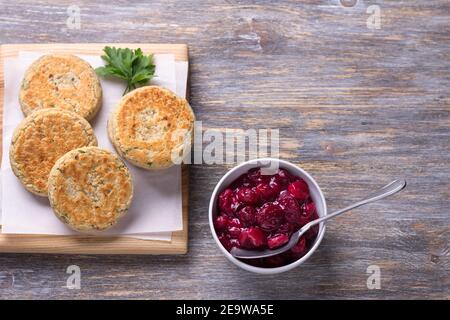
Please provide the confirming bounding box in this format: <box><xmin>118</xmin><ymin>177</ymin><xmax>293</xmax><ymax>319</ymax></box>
<box><xmin>95</xmin><ymin>46</ymin><xmax>156</xmax><ymax>95</ymax></box>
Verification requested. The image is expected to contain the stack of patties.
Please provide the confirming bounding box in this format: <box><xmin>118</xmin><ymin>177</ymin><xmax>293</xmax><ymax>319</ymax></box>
<box><xmin>10</xmin><ymin>54</ymin><xmax>133</xmax><ymax>232</ymax></box>
<box><xmin>10</xmin><ymin>54</ymin><xmax>195</xmax><ymax>234</ymax></box>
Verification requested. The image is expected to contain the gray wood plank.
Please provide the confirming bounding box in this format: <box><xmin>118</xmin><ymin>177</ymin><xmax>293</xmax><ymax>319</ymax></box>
<box><xmin>0</xmin><ymin>0</ymin><xmax>449</xmax><ymax>299</ymax></box>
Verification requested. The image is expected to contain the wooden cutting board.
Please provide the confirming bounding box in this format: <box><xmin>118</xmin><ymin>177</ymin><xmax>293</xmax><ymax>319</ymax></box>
<box><xmin>0</xmin><ymin>43</ymin><xmax>189</xmax><ymax>254</ymax></box>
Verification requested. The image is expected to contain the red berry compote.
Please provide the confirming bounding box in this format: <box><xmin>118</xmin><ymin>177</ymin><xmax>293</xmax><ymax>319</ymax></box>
<box><xmin>214</xmin><ymin>167</ymin><xmax>319</xmax><ymax>268</ymax></box>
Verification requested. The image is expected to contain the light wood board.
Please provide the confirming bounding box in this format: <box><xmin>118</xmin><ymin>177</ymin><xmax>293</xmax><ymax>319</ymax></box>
<box><xmin>0</xmin><ymin>43</ymin><xmax>189</xmax><ymax>254</ymax></box>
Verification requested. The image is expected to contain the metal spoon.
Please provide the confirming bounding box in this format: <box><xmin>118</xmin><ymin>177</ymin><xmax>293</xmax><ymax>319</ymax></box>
<box><xmin>230</xmin><ymin>179</ymin><xmax>407</xmax><ymax>259</ymax></box>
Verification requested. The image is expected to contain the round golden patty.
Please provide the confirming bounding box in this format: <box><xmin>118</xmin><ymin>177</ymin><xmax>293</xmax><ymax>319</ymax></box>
<box><xmin>10</xmin><ymin>109</ymin><xmax>98</xmax><ymax>196</ymax></box>
<box><xmin>48</xmin><ymin>147</ymin><xmax>133</xmax><ymax>233</ymax></box>
<box><xmin>108</xmin><ymin>86</ymin><xmax>195</xmax><ymax>169</ymax></box>
<box><xmin>19</xmin><ymin>54</ymin><xmax>102</xmax><ymax>120</ymax></box>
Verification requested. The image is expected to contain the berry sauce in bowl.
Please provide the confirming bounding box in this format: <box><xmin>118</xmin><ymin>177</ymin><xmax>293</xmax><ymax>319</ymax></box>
<box><xmin>209</xmin><ymin>158</ymin><xmax>327</xmax><ymax>274</ymax></box>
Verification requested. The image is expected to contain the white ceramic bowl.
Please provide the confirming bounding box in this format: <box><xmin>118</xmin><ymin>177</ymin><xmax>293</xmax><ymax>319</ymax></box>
<box><xmin>209</xmin><ymin>158</ymin><xmax>327</xmax><ymax>275</ymax></box>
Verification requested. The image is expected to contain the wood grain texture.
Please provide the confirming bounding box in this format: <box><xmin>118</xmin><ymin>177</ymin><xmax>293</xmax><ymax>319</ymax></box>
<box><xmin>0</xmin><ymin>43</ymin><xmax>189</xmax><ymax>255</ymax></box>
<box><xmin>0</xmin><ymin>0</ymin><xmax>449</xmax><ymax>299</ymax></box>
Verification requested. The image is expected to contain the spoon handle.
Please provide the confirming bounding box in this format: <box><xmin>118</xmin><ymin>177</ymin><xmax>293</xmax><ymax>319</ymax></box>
<box><xmin>305</xmin><ymin>179</ymin><xmax>407</xmax><ymax>229</ymax></box>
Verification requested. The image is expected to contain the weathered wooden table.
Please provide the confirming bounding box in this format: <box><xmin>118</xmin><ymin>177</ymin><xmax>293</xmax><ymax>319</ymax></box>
<box><xmin>0</xmin><ymin>0</ymin><xmax>449</xmax><ymax>299</ymax></box>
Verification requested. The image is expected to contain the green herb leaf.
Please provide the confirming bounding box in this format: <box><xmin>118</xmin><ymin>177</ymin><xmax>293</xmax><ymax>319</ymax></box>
<box><xmin>95</xmin><ymin>46</ymin><xmax>156</xmax><ymax>95</ymax></box>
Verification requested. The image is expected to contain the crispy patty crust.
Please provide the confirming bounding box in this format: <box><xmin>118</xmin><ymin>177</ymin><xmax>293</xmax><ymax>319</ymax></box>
<box><xmin>19</xmin><ymin>54</ymin><xmax>102</xmax><ymax>120</ymax></box>
<box><xmin>108</xmin><ymin>86</ymin><xmax>195</xmax><ymax>169</ymax></box>
<box><xmin>48</xmin><ymin>147</ymin><xmax>133</xmax><ymax>232</ymax></box>
<box><xmin>9</xmin><ymin>108</ymin><xmax>98</xmax><ymax>196</ymax></box>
